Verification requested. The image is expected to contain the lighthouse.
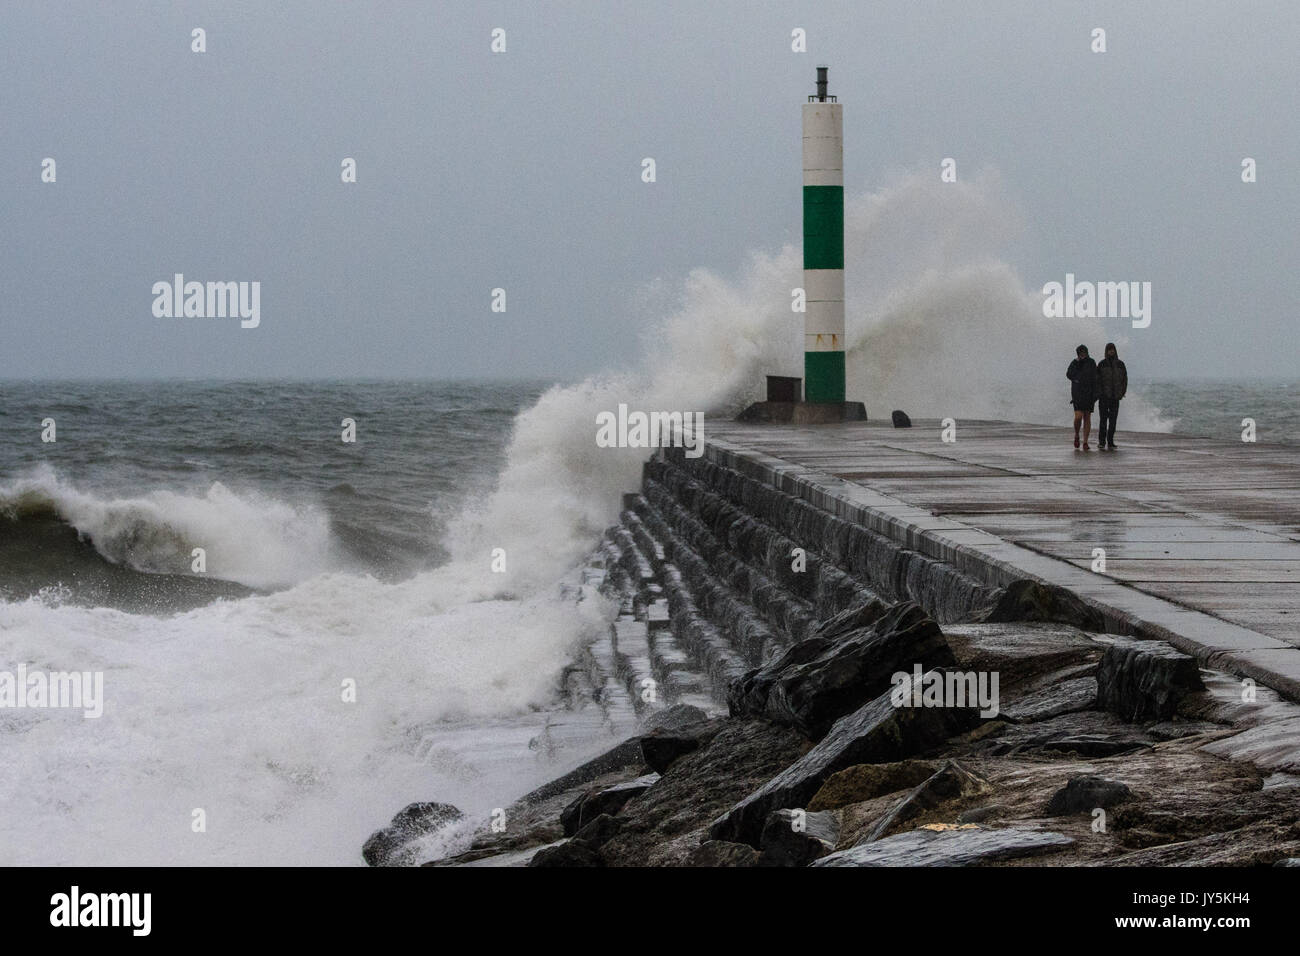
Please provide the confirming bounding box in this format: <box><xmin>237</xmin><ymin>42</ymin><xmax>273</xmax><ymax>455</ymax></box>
<box><xmin>739</xmin><ymin>67</ymin><xmax>865</xmax><ymax>423</ymax></box>
<box><xmin>802</xmin><ymin>65</ymin><xmax>845</xmax><ymax>404</ymax></box>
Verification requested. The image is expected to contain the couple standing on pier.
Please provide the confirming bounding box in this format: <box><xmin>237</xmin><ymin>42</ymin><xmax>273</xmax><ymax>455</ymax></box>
<box><xmin>1067</xmin><ymin>343</ymin><xmax>1127</xmax><ymax>451</ymax></box>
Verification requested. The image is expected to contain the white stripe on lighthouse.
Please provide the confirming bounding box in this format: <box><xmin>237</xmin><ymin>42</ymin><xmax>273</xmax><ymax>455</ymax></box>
<box><xmin>802</xmin><ymin>103</ymin><xmax>843</xmax><ymax>187</ymax></box>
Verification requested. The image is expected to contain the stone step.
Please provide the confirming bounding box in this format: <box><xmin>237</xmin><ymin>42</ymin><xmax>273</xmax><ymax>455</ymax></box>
<box><xmin>646</xmin><ymin>600</ymin><xmax>672</xmax><ymax>634</ymax></box>
<box><xmin>663</xmin><ymin>668</ymin><xmax>710</xmax><ymax>701</ymax></box>
<box><xmin>584</xmin><ymin>629</ymin><xmax>639</xmax><ymax>728</ymax></box>
<box><xmin>622</xmin><ymin>507</ymin><xmax>666</xmax><ymax>571</ymax></box>
<box><xmin>611</xmin><ymin>616</ymin><xmax>662</xmax><ymax>717</ymax></box>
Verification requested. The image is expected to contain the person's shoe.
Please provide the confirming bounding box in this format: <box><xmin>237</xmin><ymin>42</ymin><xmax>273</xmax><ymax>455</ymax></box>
<box><xmin>1083</xmin><ymin>441</ymin><xmax>1090</xmax><ymax>450</ymax></box>
<box><xmin>1108</xmin><ymin>442</ymin><xmax>1117</xmax><ymax>450</ymax></box>
<box><xmin>1074</xmin><ymin>436</ymin><xmax>1080</xmax><ymax>449</ymax></box>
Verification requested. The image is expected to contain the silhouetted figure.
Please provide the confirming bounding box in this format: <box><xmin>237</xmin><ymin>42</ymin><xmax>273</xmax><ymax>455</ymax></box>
<box><xmin>1096</xmin><ymin>342</ymin><xmax>1128</xmax><ymax>449</ymax></box>
<box><xmin>1067</xmin><ymin>344</ymin><xmax>1098</xmax><ymax>450</ymax></box>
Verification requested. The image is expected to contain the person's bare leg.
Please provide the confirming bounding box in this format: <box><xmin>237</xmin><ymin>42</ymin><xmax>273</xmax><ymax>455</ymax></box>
<box><xmin>1073</xmin><ymin>410</ymin><xmax>1082</xmax><ymax>447</ymax></box>
<box><xmin>1082</xmin><ymin>412</ymin><xmax>1093</xmax><ymax>449</ymax></box>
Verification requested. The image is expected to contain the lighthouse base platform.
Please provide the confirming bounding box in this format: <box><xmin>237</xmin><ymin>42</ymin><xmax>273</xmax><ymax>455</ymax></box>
<box><xmin>737</xmin><ymin>400</ymin><xmax>867</xmax><ymax>424</ymax></box>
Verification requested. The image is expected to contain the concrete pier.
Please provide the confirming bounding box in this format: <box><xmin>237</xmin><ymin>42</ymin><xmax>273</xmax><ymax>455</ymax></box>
<box><xmin>706</xmin><ymin>418</ymin><xmax>1300</xmax><ymax>701</ymax></box>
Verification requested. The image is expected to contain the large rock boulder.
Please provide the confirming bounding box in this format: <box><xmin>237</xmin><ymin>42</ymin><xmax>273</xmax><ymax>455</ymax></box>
<box><xmin>985</xmin><ymin>711</ymin><xmax>1156</xmax><ymax>758</ymax></box>
<box><xmin>729</xmin><ymin>601</ymin><xmax>953</xmax><ymax>740</ymax></box>
<box><xmin>1096</xmin><ymin>638</ymin><xmax>1204</xmax><ymax>721</ymax></box>
<box><xmin>941</xmin><ymin>622</ymin><xmax>1102</xmax><ymax>691</ymax></box>
<box><xmin>969</xmin><ymin>580</ymin><xmax>1105</xmax><ymax>631</ymax></box>
<box><xmin>861</xmin><ymin>760</ymin><xmax>989</xmax><ymax>843</ymax></box>
<box><xmin>1002</xmin><ymin>676</ymin><xmax>1099</xmax><ymax>723</ymax></box>
<box><xmin>812</xmin><ymin>824</ymin><xmax>1074</xmax><ymax>867</ymax></box>
<box><xmin>560</xmin><ymin>774</ymin><xmax>659</xmax><ymax>836</ymax></box>
<box><xmin>685</xmin><ymin>841</ymin><xmax>761</xmax><ymax>867</ymax></box>
<box><xmin>571</xmin><ymin>813</ymin><xmax>623</xmax><ymax>849</ymax></box>
<box><xmin>891</xmin><ymin>410</ymin><xmax>912</xmax><ymax>428</ymax></box>
<box><xmin>599</xmin><ymin>720</ymin><xmax>808</xmax><ymax>867</ymax></box>
<box><xmin>1045</xmin><ymin>774</ymin><xmax>1132</xmax><ymax>815</ymax></box>
<box><xmin>527</xmin><ymin>840</ymin><xmax>604</xmax><ymax>867</ymax></box>
<box><xmin>642</xmin><ymin>702</ymin><xmax>711</xmax><ymax>733</ymax></box>
<box><xmin>640</xmin><ymin>716</ymin><xmax>726</xmax><ymax>773</ymax></box>
<box><xmin>757</xmin><ymin>809</ymin><xmax>840</xmax><ymax>867</ymax></box>
<box><xmin>362</xmin><ymin>802</ymin><xmax>464</xmax><ymax>867</ymax></box>
<box><xmin>709</xmin><ymin>672</ymin><xmax>982</xmax><ymax>846</ymax></box>
<box><xmin>807</xmin><ymin>760</ymin><xmax>938</xmax><ymax>812</ymax></box>
<box><xmin>520</xmin><ymin>738</ymin><xmax>647</xmax><ymax>805</ymax></box>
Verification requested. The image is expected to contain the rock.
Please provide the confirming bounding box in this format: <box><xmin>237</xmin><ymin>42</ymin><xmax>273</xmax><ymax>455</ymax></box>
<box><xmin>1045</xmin><ymin>775</ymin><xmax>1133</xmax><ymax>815</ymax></box>
<box><xmin>942</xmin><ymin>623</ymin><xmax>1102</xmax><ymax>693</ymax></box>
<box><xmin>640</xmin><ymin>717</ymin><xmax>726</xmax><ymax>773</ymax></box>
<box><xmin>1109</xmin><ymin>784</ymin><xmax>1297</xmax><ymax>846</ymax></box>
<box><xmin>1109</xmin><ymin>824</ymin><xmax>1300</xmax><ymax>866</ymax></box>
<box><xmin>1275</xmin><ymin>858</ymin><xmax>1300</xmax><ymax>867</ymax></box>
<box><xmin>807</xmin><ymin>761</ymin><xmax>938</xmax><ymax>812</ymax></box>
<box><xmin>758</xmin><ymin>809</ymin><xmax>840</xmax><ymax>866</ymax></box>
<box><xmin>957</xmin><ymin>804</ymin><xmax>1006</xmax><ymax>824</ymax></box>
<box><xmin>969</xmin><ymin>580</ymin><xmax>1105</xmax><ymax>631</ymax></box>
<box><xmin>522</xmin><ymin>711</ymin><xmax>714</xmax><ymax>810</ymax></box>
<box><xmin>571</xmin><ymin>813</ymin><xmax>623</xmax><ymax>849</ymax></box>
<box><xmin>1096</xmin><ymin>638</ymin><xmax>1204</xmax><ymax>721</ymax></box>
<box><xmin>561</xmin><ymin>774</ymin><xmax>660</xmax><ymax>835</ymax></box>
<box><xmin>362</xmin><ymin>801</ymin><xmax>464</xmax><ymax>867</ymax></box>
<box><xmin>814</xmin><ymin>599</ymin><xmax>895</xmax><ymax>642</ymax></box>
<box><xmin>728</xmin><ymin>636</ymin><xmax>835</xmax><ymax>719</ymax></box>
<box><xmin>685</xmin><ymin>841</ymin><xmax>760</xmax><ymax>867</ymax></box>
<box><xmin>812</xmin><ymin>825</ymin><xmax>1074</xmax><ymax>867</ymax></box>
<box><xmin>642</xmin><ymin>702</ymin><xmax>711</xmax><ymax>733</ymax></box>
<box><xmin>1002</xmin><ymin>676</ymin><xmax>1099</xmax><ymax>723</ymax></box>
<box><xmin>709</xmin><ymin>673</ymin><xmax>981</xmax><ymax>847</ymax></box>
<box><xmin>726</xmin><ymin>600</ymin><xmax>891</xmax><ymax>718</ymax></box>
<box><xmin>527</xmin><ymin>840</ymin><xmax>604</xmax><ymax>867</ymax></box>
<box><xmin>642</xmin><ymin>734</ymin><xmax>702</xmax><ymax>773</ymax></box>
<box><xmin>1145</xmin><ymin>720</ymin><xmax>1221</xmax><ymax>741</ymax></box>
<box><xmin>559</xmin><ymin>793</ymin><xmax>586</xmax><ymax>837</ymax></box>
<box><xmin>1199</xmin><ymin>715</ymin><xmax>1300</xmax><ymax>774</ymax></box>
<box><xmin>891</xmin><ymin>410</ymin><xmax>912</xmax><ymax>428</ymax></box>
<box><xmin>521</xmin><ymin>737</ymin><xmax>646</xmax><ymax>804</ymax></box>
<box><xmin>1000</xmin><ymin>732</ymin><xmax>1151</xmax><ymax>758</ymax></box>
<box><xmin>863</xmin><ymin>760</ymin><xmax>989</xmax><ymax>842</ymax></box>
<box><xmin>984</xmin><ymin>712</ymin><xmax>1156</xmax><ymax>758</ymax></box>
<box><xmin>599</xmin><ymin>720</ymin><xmax>808</xmax><ymax>866</ymax></box>
<box><xmin>732</xmin><ymin>602</ymin><xmax>954</xmax><ymax>740</ymax></box>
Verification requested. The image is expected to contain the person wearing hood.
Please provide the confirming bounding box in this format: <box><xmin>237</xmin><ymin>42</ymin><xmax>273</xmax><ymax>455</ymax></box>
<box><xmin>1096</xmin><ymin>341</ymin><xmax>1128</xmax><ymax>450</ymax></box>
<box><xmin>1066</xmin><ymin>344</ymin><xmax>1098</xmax><ymax>450</ymax></box>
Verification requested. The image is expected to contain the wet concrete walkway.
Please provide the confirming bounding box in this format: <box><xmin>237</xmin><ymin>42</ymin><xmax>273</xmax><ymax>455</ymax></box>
<box><xmin>706</xmin><ymin>418</ymin><xmax>1300</xmax><ymax>700</ymax></box>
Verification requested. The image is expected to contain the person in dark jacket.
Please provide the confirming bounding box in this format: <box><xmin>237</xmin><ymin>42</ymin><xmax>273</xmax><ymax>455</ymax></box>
<box><xmin>1095</xmin><ymin>342</ymin><xmax>1128</xmax><ymax>450</ymax></box>
<box><xmin>1066</xmin><ymin>344</ymin><xmax>1098</xmax><ymax>450</ymax></box>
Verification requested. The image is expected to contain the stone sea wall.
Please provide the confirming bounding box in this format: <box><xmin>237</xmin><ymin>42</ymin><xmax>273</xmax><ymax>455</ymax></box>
<box><xmin>366</xmin><ymin>447</ymin><xmax>1300</xmax><ymax>868</ymax></box>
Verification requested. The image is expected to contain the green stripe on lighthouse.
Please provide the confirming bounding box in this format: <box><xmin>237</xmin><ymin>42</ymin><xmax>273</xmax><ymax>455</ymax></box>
<box><xmin>802</xmin><ymin>68</ymin><xmax>846</xmax><ymax>405</ymax></box>
<box><xmin>804</xmin><ymin>350</ymin><xmax>845</xmax><ymax>404</ymax></box>
<box><xmin>802</xmin><ymin>186</ymin><xmax>843</xmax><ymax>270</ymax></box>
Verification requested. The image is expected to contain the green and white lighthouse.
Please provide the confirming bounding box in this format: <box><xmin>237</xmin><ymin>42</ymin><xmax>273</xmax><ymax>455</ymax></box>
<box><xmin>740</xmin><ymin>67</ymin><xmax>864</xmax><ymax>423</ymax></box>
<box><xmin>802</xmin><ymin>66</ymin><xmax>845</xmax><ymax>404</ymax></box>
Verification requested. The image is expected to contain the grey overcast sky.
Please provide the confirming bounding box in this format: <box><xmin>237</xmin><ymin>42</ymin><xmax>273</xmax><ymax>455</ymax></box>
<box><xmin>2</xmin><ymin>0</ymin><xmax>1297</xmax><ymax>380</ymax></box>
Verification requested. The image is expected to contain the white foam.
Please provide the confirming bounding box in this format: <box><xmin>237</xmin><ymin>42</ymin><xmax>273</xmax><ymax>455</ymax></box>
<box><xmin>0</xmin><ymin>464</ymin><xmax>336</xmax><ymax>589</ymax></box>
<box><xmin>0</xmin><ymin>571</ymin><xmax>616</xmax><ymax>865</ymax></box>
